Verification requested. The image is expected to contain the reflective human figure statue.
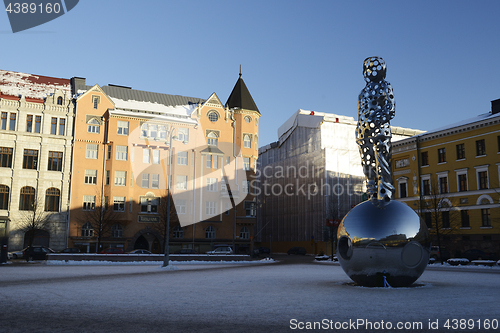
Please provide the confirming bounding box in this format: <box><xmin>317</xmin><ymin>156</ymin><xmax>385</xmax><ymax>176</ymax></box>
<box><xmin>356</xmin><ymin>56</ymin><xmax>395</xmax><ymax>206</ymax></box>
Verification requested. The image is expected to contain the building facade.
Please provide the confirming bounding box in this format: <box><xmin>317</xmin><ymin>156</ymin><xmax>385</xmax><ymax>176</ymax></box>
<box><xmin>256</xmin><ymin>109</ymin><xmax>422</xmax><ymax>254</ymax></box>
<box><xmin>0</xmin><ymin>70</ymin><xmax>74</xmax><ymax>251</ymax></box>
<box><xmin>68</xmin><ymin>73</ymin><xmax>259</xmax><ymax>254</ymax></box>
<box><xmin>392</xmin><ymin>100</ymin><xmax>500</xmax><ymax>257</ymax></box>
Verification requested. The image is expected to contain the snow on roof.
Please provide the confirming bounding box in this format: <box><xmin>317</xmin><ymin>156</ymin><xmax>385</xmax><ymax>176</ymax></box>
<box><xmin>420</xmin><ymin>112</ymin><xmax>500</xmax><ymax>136</ymax></box>
<box><xmin>110</xmin><ymin>97</ymin><xmax>197</xmax><ymax>117</ymax></box>
<box><xmin>0</xmin><ymin>69</ymin><xmax>71</xmax><ymax>100</ymax></box>
<box><xmin>109</xmin><ymin>108</ymin><xmax>198</xmax><ymax>125</ymax></box>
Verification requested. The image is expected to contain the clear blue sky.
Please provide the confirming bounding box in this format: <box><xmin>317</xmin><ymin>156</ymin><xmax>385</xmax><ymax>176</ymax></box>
<box><xmin>2</xmin><ymin>0</ymin><xmax>500</xmax><ymax>147</ymax></box>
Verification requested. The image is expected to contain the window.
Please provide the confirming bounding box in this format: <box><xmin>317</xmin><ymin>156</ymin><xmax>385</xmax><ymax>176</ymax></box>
<box><xmin>1</xmin><ymin>112</ymin><xmax>6</xmax><ymax>130</ymax></box>
<box><xmin>178</xmin><ymin>128</ymin><xmax>189</xmax><ymax>142</ymax></box>
<box><xmin>477</xmin><ymin>170</ymin><xmax>488</xmax><ymax>190</ymax></box>
<box><xmin>438</xmin><ymin>176</ymin><xmax>448</xmax><ymax>194</ymax></box>
<box><xmin>105</xmin><ymin>170</ymin><xmax>110</xmax><ymax>185</ymax></box>
<box><xmin>255</xmin><ymin>135</ymin><xmax>258</xmax><ymax>148</ymax></box>
<box><xmin>173</xmin><ymin>225</ymin><xmax>184</xmax><ymax>238</ymax></box>
<box><xmin>87</xmin><ymin>118</ymin><xmax>101</xmax><ymax>134</ymax></box>
<box><xmin>424</xmin><ymin>212</ymin><xmax>432</xmax><ymax>229</ymax></box>
<box><xmin>481</xmin><ymin>208</ymin><xmax>491</xmax><ymax>227</ymax></box>
<box><xmin>476</xmin><ymin>139</ymin><xmax>486</xmax><ymax>156</ymax></box>
<box><xmin>57</xmin><ymin>96</ymin><xmax>63</xmax><ymax>105</ymax></box>
<box><xmin>206</xmin><ymin>201</ymin><xmax>216</xmax><ymax>215</ymax></box>
<box><xmin>111</xmin><ymin>224</ymin><xmax>123</xmax><ymax>238</ymax></box>
<box><xmin>152</xmin><ymin>174</ymin><xmax>159</xmax><ymax>189</ymax></box>
<box><xmin>421</xmin><ymin>176</ymin><xmax>431</xmax><ymax>195</ymax></box>
<box><xmin>23</xmin><ymin>149</ymin><xmax>38</xmax><ymax>170</ymax></box>
<box><xmin>159</xmin><ymin>125</ymin><xmax>167</xmax><ymax>139</ymax></box>
<box><xmin>142</xmin><ymin>174</ymin><xmax>149</xmax><ymax>188</ymax></box>
<box><xmin>239</xmin><ymin>227</ymin><xmax>250</xmax><ymax>240</ymax></box>
<box><xmin>205</xmin><ymin>225</ymin><xmax>215</xmax><ymax>239</ymax></box>
<box><xmin>177</xmin><ymin>151</ymin><xmax>188</xmax><ymax>165</ymax></box>
<box><xmin>437</xmin><ymin>148</ymin><xmax>446</xmax><ymax>163</ymax></box>
<box><xmin>399</xmin><ymin>181</ymin><xmax>407</xmax><ymax>198</ymax></box>
<box><xmin>84</xmin><ymin>170</ymin><xmax>97</xmax><ymax>185</ymax></box>
<box><xmin>152</xmin><ymin>150</ymin><xmax>160</xmax><ymax>164</ymax></box>
<box><xmin>175</xmin><ymin>200</ymin><xmax>186</xmax><ymax>215</ymax></box>
<box><xmin>149</xmin><ymin>124</ymin><xmax>158</xmax><ymax>138</ymax></box>
<box><xmin>461</xmin><ymin>210</ymin><xmax>470</xmax><ymax>228</ymax></box>
<box><xmin>244</xmin><ymin>134</ymin><xmax>251</xmax><ymax>148</ymax></box>
<box><xmin>19</xmin><ymin>186</ymin><xmax>35</xmax><ymax>210</ymax></box>
<box><xmin>456</xmin><ymin>143</ymin><xmax>465</xmax><ymax>160</ymax></box>
<box><xmin>177</xmin><ymin>175</ymin><xmax>188</xmax><ymax>190</ymax></box>
<box><xmin>213</xmin><ymin>155</ymin><xmax>219</xmax><ymax>169</ymax></box>
<box><xmin>51</xmin><ymin>117</ymin><xmax>57</xmax><ymax>135</ymax></box>
<box><xmin>81</xmin><ymin>222</ymin><xmax>94</xmax><ymax>237</ymax></box>
<box><xmin>207</xmin><ymin>132</ymin><xmax>218</xmax><ymax>146</ymax></box>
<box><xmin>48</xmin><ymin>151</ymin><xmax>63</xmax><ymax>171</ymax></box>
<box><xmin>59</xmin><ymin>118</ymin><xmax>65</xmax><ymax>135</ymax></box>
<box><xmin>117</xmin><ymin>121</ymin><xmax>129</xmax><ymax>135</ymax></box>
<box><xmin>207</xmin><ymin>178</ymin><xmax>217</xmax><ymax>192</ymax></box>
<box><xmin>9</xmin><ymin>113</ymin><xmax>16</xmax><ymax>131</ymax></box>
<box><xmin>115</xmin><ymin>171</ymin><xmax>126</xmax><ymax>186</ymax></box>
<box><xmin>86</xmin><ymin>144</ymin><xmax>98</xmax><ymax>159</ymax></box>
<box><xmin>116</xmin><ymin>146</ymin><xmax>128</xmax><ymax>161</ymax></box>
<box><xmin>441</xmin><ymin>211</ymin><xmax>450</xmax><ymax>228</ymax></box>
<box><xmin>106</xmin><ymin>145</ymin><xmax>111</xmax><ymax>160</ymax></box>
<box><xmin>45</xmin><ymin>188</ymin><xmax>60</xmax><ymax>212</ymax></box>
<box><xmin>34</xmin><ymin>116</ymin><xmax>41</xmax><ymax>133</ymax></box>
<box><xmin>0</xmin><ymin>185</ymin><xmax>10</xmax><ymax>210</ymax></box>
<box><xmin>206</xmin><ymin>155</ymin><xmax>212</xmax><ymax>169</ymax></box>
<box><xmin>457</xmin><ymin>172</ymin><xmax>468</xmax><ymax>192</ymax></box>
<box><xmin>226</xmin><ymin>156</ymin><xmax>230</xmax><ymax>165</ymax></box>
<box><xmin>92</xmin><ymin>95</ymin><xmax>100</xmax><ymax>109</ymax></box>
<box><xmin>140</xmin><ymin>196</ymin><xmax>159</xmax><ymax>213</ymax></box>
<box><xmin>208</xmin><ymin>111</ymin><xmax>219</xmax><ymax>122</ymax></box>
<box><xmin>244</xmin><ymin>116</ymin><xmax>252</xmax><ymax>123</ymax></box>
<box><xmin>83</xmin><ymin>196</ymin><xmax>95</xmax><ymax>211</ymax></box>
<box><xmin>141</xmin><ymin>123</ymin><xmax>148</xmax><ymax>137</ymax></box>
<box><xmin>243</xmin><ymin>157</ymin><xmax>250</xmax><ymax>170</ymax></box>
<box><xmin>244</xmin><ymin>201</ymin><xmax>256</xmax><ymax>217</ymax></box>
<box><xmin>0</xmin><ymin>147</ymin><xmax>13</xmax><ymax>167</ymax></box>
<box><xmin>242</xmin><ymin>180</ymin><xmax>249</xmax><ymax>194</ymax></box>
<box><xmin>113</xmin><ymin>197</ymin><xmax>125</xmax><ymax>212</ymax></box>
<box><xmin>143</xmin><ymin>149</ymin><xmax>150</xmax><ymax>164</ymax></box>
<box><xmin>26</xmin><ymin>115</ymin><xmax>33</xmax><ymax>132</ymax></box>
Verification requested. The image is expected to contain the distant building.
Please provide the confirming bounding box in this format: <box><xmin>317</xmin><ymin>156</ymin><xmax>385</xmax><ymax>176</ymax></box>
<box><xmin>0</xmin><ymin>69</ymin><xmax>74</xmax><ymax>251</ymax></box>
<box><xmin>256</xmin><ymin>109</ymin><xmax>422</xmax><ymax>254</ymax></box>
<box><xmin>68</xmin><ymin>73</ymin><xmax>259</xmax><ymax>254</ymax></box>
<box><xmin>392</xmin><ymin>100</ymin><xmax>500</xmax><ymax>257</ymax></box>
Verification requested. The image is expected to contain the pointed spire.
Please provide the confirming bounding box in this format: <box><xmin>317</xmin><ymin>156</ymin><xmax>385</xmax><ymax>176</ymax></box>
<box><xmin>225</xmin><ymin>70</ymin><xmax>260</xmax><ymax>114</ymax></box>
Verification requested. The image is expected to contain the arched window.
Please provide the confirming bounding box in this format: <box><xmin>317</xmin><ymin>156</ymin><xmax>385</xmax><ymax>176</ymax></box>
<box><xmin>173</xmin><ymin>225</ymin><xmax>183</xmax><ymax>239</ymax></box>
<box><xmin>208</xmin><ymin>111</ymin><xmax>219</xmax><ymax>122</ymax></box>
<box><xmin>81</xmin><ymin>222</ymin><xmax>94</xmax><ymax>237</ymax></box>
<box><xmin>243</xmin><ymin>134</ymin><xmax>251</xmax><ymax>148</ymax></box>
<box><xmin>57</xmin><ymin>96</ymin><xmax>63</xmax><ymax>105</ymax></box>
<box><xmin>19</xmin><ymin>186</ymin><xmax>35</xmax><ymax>211</ymax></box>
<box><xmin>0</xmin><ymin>185</ymin><xmax>9</xmax><ymax>210</ymax></box>
<box><xmin>111</xmin><ymin>224</ymin><xmax>123</xmax><ymax>238</ymax></box>
<box><xmin>244</xmin><ymin>116</ymin><xmax>252</xmax><ymax>123</ymax></box>
<box><xmin>45</xmin><ymin>188</ymin><xmax>60</xmax><ymax>212</ymax></box>
<box><xmin>207</xmin><ymin>132</ymin><xmax>218</xmax><ymax>147</ymax></box>
<box><xmin>240</xmin><ymin>226</ymin><xmax>250</xmax><ymax>240</ymax></box>
<box><xmin>205</xmin><ymin>225</ymin><xmax>215</xmax><ymax>239</ymax></box>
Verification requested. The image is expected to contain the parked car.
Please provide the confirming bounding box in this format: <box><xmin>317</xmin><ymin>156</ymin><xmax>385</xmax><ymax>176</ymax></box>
<box><xmin>461</xmin><ymin>249</ymin><xmax>497</xmax><ymax>261</ymax></box>
<box><xmin>8</xmin><ymin>249</ymin><xmax>24</xmax><ymax>259</ymax></box>
<box><xmin>99</xmin><ymin>248</ymin><xmax>124</xmax><ymax>254</ymax></box>
<box><xmin>23</xmin><ymin>246</ymin><xmax>55</xmax><ymax>261</ymax></box>
<box><xmin>127</xmin><ymin>249</ymin><xmax>152</xmax><ymax>254</ymax></box>
<box><xmin>60</xmin><ymin>248</ymin><xmax>80</xmax><ymax>253</ymax></box>
<box><xmin>258</xmin><ymin>247</ymin><xmax>270</xmax><ymax>254</ymax></box>
<box><xmin>207</xmin><ymin>246</ymin><xmax>233</xmax><ymax>255</ymax></box>
<box><xmin>175</xmin><ymin>249</ymin><xmax>197</xmax><ymax>254</ymax></box>
<box><xmin>287</xmin><ymin>247</ymin><xmax>307</xmax><ymax>255</ymax></box>
<box><xmin>429</xmin><ymin>246</ymin><xmax>450</xmax><ymax>261</ymax></box>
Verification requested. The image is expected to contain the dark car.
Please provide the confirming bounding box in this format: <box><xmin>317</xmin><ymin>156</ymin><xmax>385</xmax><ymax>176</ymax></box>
<box><xmin>24</xmin><ymin>246</ymin><xmax>55</xmax><ymax>261</ymax></box>
<box><xmin>99</xmin><ymin>248</ymin><xmax>124</xmax><ymax>254</ymax></box>
<box><xmin>462</xmin><ymin>249</ymin><xmax>497</xmax><ymax>261</ymax></box>
<box><xmin>258</xmin><ymin>247</ymin><xmax>270</xmax><ymax>254</ymax></box>
<box><xmin>287</xmin><ymin>247</ymin><xmax>307</xmax><ymax>255</ymax></box>
<box><xmin>127</xmin><ymin>249</ymin><xmax>152</xmax><ymax>254</ymax></box>
<box><xmin>175</xmin><ymin>249</ymin><xmax>197</xmax><ymax>254</ymax></box>
<box><xmin>60</xmin><ymin>248</ymin><xmax>80</xmax><ymax>253</ymax></box>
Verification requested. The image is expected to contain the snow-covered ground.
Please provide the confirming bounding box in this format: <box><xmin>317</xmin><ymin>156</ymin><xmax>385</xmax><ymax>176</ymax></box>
<box><xmin>1</xmin><ymin>260</ymin><xmax>499</xmax><ymax>333</ymax></box>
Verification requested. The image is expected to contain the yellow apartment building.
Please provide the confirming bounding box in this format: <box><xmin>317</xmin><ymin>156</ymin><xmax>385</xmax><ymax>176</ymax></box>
<box><xmin>392</xmin><ymin>99</ymin><xmax>500</xmax><ymax>258</ymax></box>
<box><xmin>68</xmin><ymin>73</ymin><xmax>260</xmax><ymax>254</ymax></box>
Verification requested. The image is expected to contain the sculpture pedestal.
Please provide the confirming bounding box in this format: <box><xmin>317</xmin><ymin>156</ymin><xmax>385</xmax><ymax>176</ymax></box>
<box><xmin>337</xmin><ymin>200</ymin><xmax>429</xmax><ymax>287</ymax></box>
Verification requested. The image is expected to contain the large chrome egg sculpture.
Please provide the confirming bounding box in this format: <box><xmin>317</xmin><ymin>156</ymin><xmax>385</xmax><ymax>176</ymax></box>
<box><xmin>337</xmin><ymin>200</ymin><xmax>430</xmax><ymax>287</ymax></box>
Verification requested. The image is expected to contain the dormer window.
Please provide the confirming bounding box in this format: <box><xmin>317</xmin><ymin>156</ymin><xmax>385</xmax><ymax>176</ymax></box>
<box><xmin>57</xmin><ymin>96</ymin><xmax>63</xmax><ymax>105</ymax></box>
<box><xmin>208</xmin><ymin>111</ymin><xmax>219</xmax><ymax>122</ymax></box>
<box><xmin>92</xmin><ymin>95</ymin><xmax>100</xmax><ymax>109</ymax></box>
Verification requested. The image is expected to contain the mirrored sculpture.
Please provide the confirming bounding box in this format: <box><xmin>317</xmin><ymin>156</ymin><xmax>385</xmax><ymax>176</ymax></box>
<box><xmin>337</xmin><ymin>57</ymin><xmax>429</xmax><ymax>287</ymax></box>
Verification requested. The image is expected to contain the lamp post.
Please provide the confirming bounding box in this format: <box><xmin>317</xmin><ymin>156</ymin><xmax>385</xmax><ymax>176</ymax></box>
<box><xmin>163</xmin><ymin>127</ymin><xmax>177</xmax><ymax>267</ymax></box>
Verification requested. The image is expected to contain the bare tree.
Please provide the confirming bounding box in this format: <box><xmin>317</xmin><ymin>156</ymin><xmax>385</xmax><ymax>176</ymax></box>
<box><xmin>17</xmin><ymin>192</ymin><xmax>51</xmax><ymax>251</ymax></box>
<box><xmin>77</xmin><ymin>190</ymin><xmax>120</xmax><ymax>253</ymax></box>
<box><xmin>151</xmin><ymin>191</ymin><xmax>180</xmax><ymax>253</ymax></box>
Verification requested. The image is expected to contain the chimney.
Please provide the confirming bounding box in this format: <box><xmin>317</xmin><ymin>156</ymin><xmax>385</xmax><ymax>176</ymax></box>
<box><xmin>70</xmin><ymin>77</ymin><xmax>86</xmax><ymax>96</ymax></box>
<box><xmin>491</xmin><ymin>98</ymin><xmax>500</xmax><ymax>115</ymax></box>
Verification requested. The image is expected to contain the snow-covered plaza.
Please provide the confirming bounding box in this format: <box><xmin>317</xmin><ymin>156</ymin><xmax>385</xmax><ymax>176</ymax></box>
<box><xmin>1</xmin><ymin>257</ymin><xmax>499</xmax><ymax>333</ymax></box>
